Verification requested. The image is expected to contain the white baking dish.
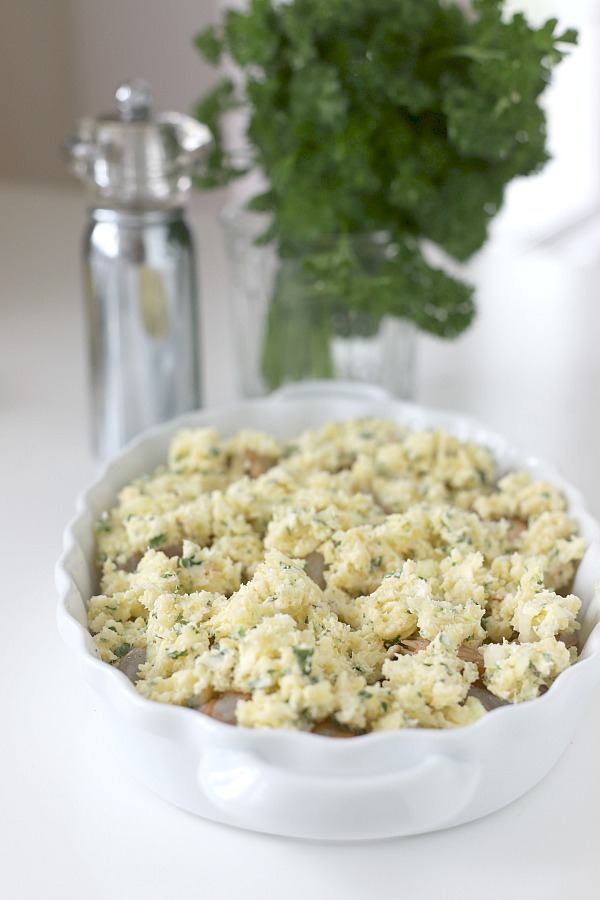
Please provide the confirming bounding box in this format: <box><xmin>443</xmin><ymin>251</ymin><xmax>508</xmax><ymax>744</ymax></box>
<box><xmin>56</xmin><ymin>382</ymin><xmax>600</xmax><ymax>840</ymax></box>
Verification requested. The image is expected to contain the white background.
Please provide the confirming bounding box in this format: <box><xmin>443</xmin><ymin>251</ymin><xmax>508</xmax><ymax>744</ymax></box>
<box><xmin>3</xmin><ymin>3</ymin><xmax>600</xmax><ymax>898</ymax></box>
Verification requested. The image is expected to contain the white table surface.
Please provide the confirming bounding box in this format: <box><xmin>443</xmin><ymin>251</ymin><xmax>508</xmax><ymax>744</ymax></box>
<box><xmin>2</xmin><ymin>178</ymin><xmax>600</xmax><ymax>900</ymax></box>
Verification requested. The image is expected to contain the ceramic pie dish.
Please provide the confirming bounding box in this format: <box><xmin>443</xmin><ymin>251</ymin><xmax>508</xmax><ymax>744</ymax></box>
<box><xmin>56</xmin><ymin>382</ymin><xmax>600</xmax><ymax>840</ymax></box>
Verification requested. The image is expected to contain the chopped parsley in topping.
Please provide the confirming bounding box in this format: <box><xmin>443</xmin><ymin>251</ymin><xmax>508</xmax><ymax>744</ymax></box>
<box><xmin>293</xmin><ymin>646</ymin><xmax>314</xmax><ymax>676</ymax></box>
<box><xmin>298</xmin><ymin>707</ymin><xmax>312</xmax><ymax>726</ymax></box>
<box><xmin>280</xmin><ymin>444</ymin><xmax>298</xmax><ymax>458</ymax></box>
<box><xmin>95</xmin><ymin>512</ymin><xmax>112</xmax><ymax>533</ymax></box>
<box><xmin>89</xmin><ymin>417</ymin><xmax>584</xmax><ymax>732</ymax></box>
<box><xmin>383</xmin><ymin>569</ymin><xmax>404</xmax><ymax>580</ymax></box>
<box><xmin>383</xmin><ymin>638</ymin><xmax>400</xmax><ymax>649</ymax></box>
<box><xmin>331</xmin><ymin>718</ymin><xmax>365</xmax><ymax>736</ymax></box>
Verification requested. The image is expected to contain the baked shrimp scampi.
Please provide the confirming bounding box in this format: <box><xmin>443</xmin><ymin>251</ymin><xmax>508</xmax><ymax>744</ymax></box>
<box><xmin>88</xmin><ymin>419</ymin><xmax>585</xmax><ymax>735</ymax></box>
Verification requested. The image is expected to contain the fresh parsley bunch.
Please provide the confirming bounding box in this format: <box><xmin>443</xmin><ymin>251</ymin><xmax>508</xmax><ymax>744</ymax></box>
<box><xmin>194</xmin><ymin>0</ymin><xmax>575</xmax><ymax>385</ymax></box>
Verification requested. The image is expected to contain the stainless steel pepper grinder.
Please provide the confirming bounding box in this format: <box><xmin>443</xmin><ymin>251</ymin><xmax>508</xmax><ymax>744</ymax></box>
<box><xmin>63</xmin><ymin>79</ymin><xmax>212</xmax><ymax>459</ymax></box>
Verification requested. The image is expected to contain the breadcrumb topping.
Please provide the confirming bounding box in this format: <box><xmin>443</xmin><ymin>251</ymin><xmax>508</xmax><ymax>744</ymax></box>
<box><xmin>88</xmin><ymin>419</ymin><xmax>584</xmax><ymax>732</ymax></box>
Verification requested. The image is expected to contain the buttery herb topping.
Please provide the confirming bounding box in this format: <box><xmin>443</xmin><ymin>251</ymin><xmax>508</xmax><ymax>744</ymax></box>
<box><xmin>88</xmin><ymin>419</ymin><xmax>584</xmax><ymax>734</ymax></box>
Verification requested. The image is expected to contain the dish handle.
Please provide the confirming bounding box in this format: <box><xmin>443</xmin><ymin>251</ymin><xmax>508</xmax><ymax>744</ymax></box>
<box><xmin>269</xmin><ymin>379</ymin><xmax>393</xmax><ymax>404</ymax></box>
<box><xmin>198</xmin><ymin>747</ymin><xmax>479</xmax><ymax>840</ymax></box>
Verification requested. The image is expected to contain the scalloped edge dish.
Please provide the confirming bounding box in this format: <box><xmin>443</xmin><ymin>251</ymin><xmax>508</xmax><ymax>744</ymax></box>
<box><xmin>56</xmin><ymin>382</ymin><xmax>600</xmax><ymax>840</ymax></box>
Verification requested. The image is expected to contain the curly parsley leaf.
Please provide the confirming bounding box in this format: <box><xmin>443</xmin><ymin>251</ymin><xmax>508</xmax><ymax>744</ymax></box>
<box><xmin>293</xmin><ymin>646</ymin><xmax>314</xmax><ymax>676</ymax></box>
<box><xmin>194</xmin><ymin>0</ymin><xmax>576</xmax><ymax>366</ymax></box>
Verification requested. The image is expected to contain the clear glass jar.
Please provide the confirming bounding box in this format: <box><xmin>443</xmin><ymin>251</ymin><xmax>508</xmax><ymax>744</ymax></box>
<box><xmin>221</xmin><ymin>207</ymin><xmax>417</xmax><ymax>399</ymax></box>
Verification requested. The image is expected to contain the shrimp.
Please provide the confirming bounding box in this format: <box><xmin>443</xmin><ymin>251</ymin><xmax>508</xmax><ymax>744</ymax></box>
<box><xmin>198</xmin><ymin>691</ymin><xmax>251</xmax><ymax>724</ymax></box>
<box><xmin>242</xmin><ymin>449</ymin><xmax>274</xmax><ymax>478</ymax></box>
